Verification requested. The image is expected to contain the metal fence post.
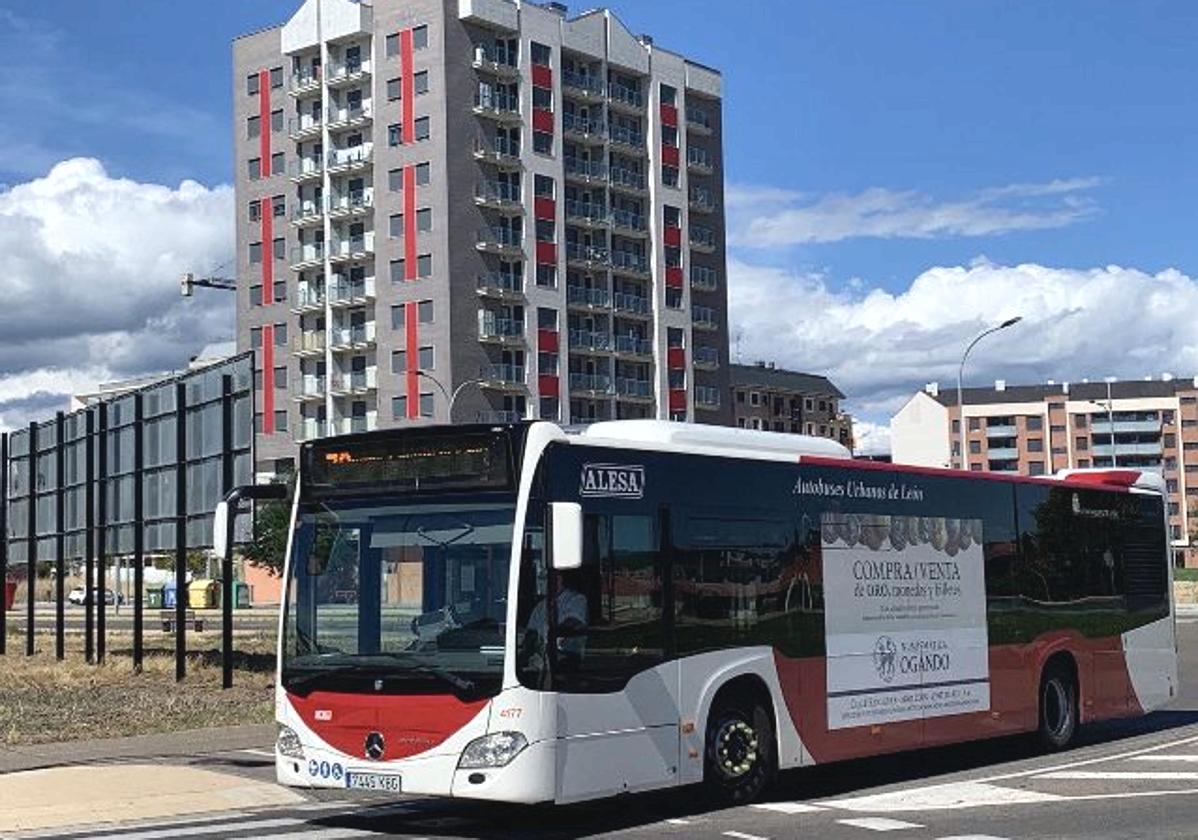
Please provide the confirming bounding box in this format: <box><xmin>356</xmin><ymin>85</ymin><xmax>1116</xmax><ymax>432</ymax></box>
<box><xmin>133</xmin><ymin>393</ymin><xmax>145</xmax><ymax>673</ymax></box>
<box><xmin>220</xmin><ymin>375</ymin><xmax>235</xmax><ymax>689</ymax></box>
<box><xmin>96</xmin><ymin>403</ymin><xmax>107</xmax><ymax>664</ymax></box>
<box><xmin>54</xmin><ymin>412</ymin><xmax>65</xmax><ymax>661</ymax></box>
<box><xmin>175</xmin><ymin>381</ymin><xmax>187</xmax><ymax>682</ymax></box>
<box><xmin>26</xmin><ymin>421</ymin><xmax>36</xmax><ymax>657</ymax></box>
<box><xmin>84</xmin><ymin>409</ymin><xmax>95</xmax><ymax>663</ymax></box>
<box><xmin>0</xmin><ymin>433</ymin><xmax>7</xmax><ymax>656</ymax></box>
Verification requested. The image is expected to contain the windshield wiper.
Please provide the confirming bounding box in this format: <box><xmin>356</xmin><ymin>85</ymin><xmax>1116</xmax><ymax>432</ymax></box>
<box><xmin>406</xmin><ymin>662</ymin><xmax>476</xmax><ymax>694</ymax></box>
<box><xmin>284</xmin><ymin>664</ymin><xmax>380</xmax><ymax>696</ymax></box>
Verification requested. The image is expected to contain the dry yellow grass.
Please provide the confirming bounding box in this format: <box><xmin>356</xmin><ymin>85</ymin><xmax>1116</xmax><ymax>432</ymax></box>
<box><xmin>0</xmin><ymin>632</ymin><xmax>276</xmax><ymax>746</ymax></box>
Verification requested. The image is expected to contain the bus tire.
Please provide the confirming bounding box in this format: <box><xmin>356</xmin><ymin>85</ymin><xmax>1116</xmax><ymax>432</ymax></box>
<box><xmin>704</xmin><ymin>690</ymin><xmax>777</xmax><ymax>805</ymax></box>
<box><xmin>1037</xmin><ymin>661</ymin><xmax>1078</xmax><ymax>751</ymax></box>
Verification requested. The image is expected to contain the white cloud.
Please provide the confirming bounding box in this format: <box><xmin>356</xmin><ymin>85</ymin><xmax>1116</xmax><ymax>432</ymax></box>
<box><xmin>728</xmin><ymin>257</ymin><xmax>1198</xmax><ymax>451</ymax></box>
<box><xmin>0</xmin><ymin>157</ymin><xmax>234</xmax><ymax>427</ymax></box>
<box><xmin>851</xmin><ymin>420</ymin><xmax>892</xmax><ymax>456</ymax></box>
<box><xmin>730</xmin><ymin>177</ymin><xmax>1102</xmax><ymax>246</ymax></box>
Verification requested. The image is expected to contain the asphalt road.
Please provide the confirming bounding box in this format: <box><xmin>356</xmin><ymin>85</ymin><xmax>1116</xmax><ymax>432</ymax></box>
<box><xmin>14</xmin><ymin>619</ymin><xmax>1198</xmax><ymax>840</ymax></box>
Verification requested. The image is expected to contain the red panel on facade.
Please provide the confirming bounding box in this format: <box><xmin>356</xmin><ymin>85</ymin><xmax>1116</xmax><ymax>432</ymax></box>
<box><xmin>661</xmin><ymin>144</ymin><xmax>680</xmax><ymax>167</ymax></box>
<box><xmin>536</xmin><ymin>241</ymin><xmax>557</xmax><ymax>266</ymax></box>
<box><xmin>538</xmin><ymin>329</ymin><xmax>559</xmax><ymax>353</ymax></box>
<box><xmin>401</xmin><ymin>30</ymin><xmax>415</xmax><ymax>144</ymax></box>
<box><xmin>404</xmin><ymin>166</ymin><xmax>417</xmax><ymax>280</ymax></box>
<box><xmin>538</xmin><ymin>374</ymin><xmax>560</xmax><ymax>398</ymax></box>
<box><xmin>405</xmin><ymin>301</ymin><xmax>419</xmax><ymax>418</ymax></box>
<box><xmin>660</xmin><ymin>103</ymin><xmax>678</xmax><ymax>127</ymax></box>
<box><xmin>534</xmin><ymin>196</ymin><xmax>555</xmax><ymax>221</ymax></box>
<box><xmin>532</xmin><ymin>108</ymin><xmax>554</xmax><ymax>134</ymax></box>
<box><xmin>262</xmin><ymin>325</ymin><xmax>275</xmax><ymax>434</ymax></box>
<box><xmin>261</xmin><ymin>199</ymin><xmax>273</xmax><ymax>304</ymax></box>
<box><xmin>665</xmin><ymin>267</ymin><xmax>684</xmax><ymax>288</ymax></box>
<box><xmin>668</xmin><ymin>388</ymin><xmax>687</xmax><ymax>412</ymax></box>
<box><xmin>663</xmin><ymin>225</ymin><xmax>682</xmax><ymax>247</ymax></box>
<box><xmin>531</xmin><ymin>64</ymin><xmax>553</xmax><ymax>88</ymax></box>
<box><xmin>667</xmin><ymin>347</ymin><xmax>686</xmax><ymax>369</ymax></box>
<box><xmin>259</xmin><ymin>70</ymin><xmax>271</xmax><ymax>164</ymax></box>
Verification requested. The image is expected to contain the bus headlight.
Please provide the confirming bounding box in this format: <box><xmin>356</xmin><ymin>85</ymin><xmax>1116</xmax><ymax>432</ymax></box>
<box><xmin>458</xmin><ymin>731</ymin><xmax>528</xmax><ymax>769</ymax></box>
<box><xmin>277</xmin><ymin>724</ymin><xmax>305</xmax><ymax>759</ymax></box>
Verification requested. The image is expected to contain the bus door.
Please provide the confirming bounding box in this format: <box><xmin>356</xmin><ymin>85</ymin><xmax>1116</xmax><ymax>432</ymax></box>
<box><xmin>550</xmin><ymin>508</ymin><xmax>680</xmax><ymax>802</ymax></box>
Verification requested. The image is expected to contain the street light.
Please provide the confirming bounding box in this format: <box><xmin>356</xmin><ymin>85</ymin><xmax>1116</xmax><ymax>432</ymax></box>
<box><xmin>1085</xmin><ymin>377</ymin><xmax>1118</xmax><ymax>467</ymax></box>
<box><xmin>180</xmin><ymin>273</ymin><xmax>236</xmax><ymax>296</ymax></box>
<box><xmin>956</xmin><ymin>316</ymin><xmax>1023</xmax><ymax>468</ymax></box>
<box><xmin>416</xmin><ymin>371</ymin><xmax>484</xmax><ymax>423</ymax></box>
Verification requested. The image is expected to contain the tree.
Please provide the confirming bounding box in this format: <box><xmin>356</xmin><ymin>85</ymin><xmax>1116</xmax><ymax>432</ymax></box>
<box><xmin>240</xmin><ymin>478</ymin><xmax>295</xmax><ymax>577</ymax></box>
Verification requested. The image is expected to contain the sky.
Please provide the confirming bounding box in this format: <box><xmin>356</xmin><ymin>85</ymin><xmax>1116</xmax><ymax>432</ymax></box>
<box><xmin>1</xmin><ymin>1</ymin><xmax>1197</xmax><ymax>452</ymax></box>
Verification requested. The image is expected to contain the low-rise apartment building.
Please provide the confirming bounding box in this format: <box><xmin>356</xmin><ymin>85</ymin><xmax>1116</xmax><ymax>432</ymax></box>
<box><xmin>729</xmin><ymin>362</ymin><xmax>853</xmax><ymax>450</ymax></box>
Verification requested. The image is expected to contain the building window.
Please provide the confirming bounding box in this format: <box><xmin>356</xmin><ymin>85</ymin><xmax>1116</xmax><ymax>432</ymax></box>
<box><xmin>389</xmin><ymin>214</ymin><xmax>403</xmax><ymax>238</ymax></box>
<box><xmin>387</xmin><ymin>78</ymin><xmax>401</xmax><ymax>101</ymax></box>
<box><xmin>386</xmin><ymin>33</ymin><xmax>399</xmax><ymax>57</ymax></box>
<box><xmin>388</xmin><ymin>168</ymin><xmax>403</xmax><ymax>191</ymax></box>
<box><xmin>531</xmin><ymin>41</ymin><xmax>551</xmax><ymax>66</ymax></box>
<box><xmin>418</xmin><ymin>346</ymin><xmax>435</xmax><ymax>370</ymax></box>
<box><xmin>415</xmin><ymin>162</ymin><xmax>431</xmax><ymax>184</ymax></box>
<box><xmin>246</xmin><ymin>115</ymin><xmax>260</xmax><ymax>138</ymax></box>
<box><xmin>535</xmin><ymin>174</ymin><xmax>555</xmax><ymax>197</ymax></box>
<box><xmin>274</xmin><ymin>323</ymin><xmax>288</xmax><ymax>345</ymax></box>
<box><xmin>1029</xmin><ymin>461</ymin><xmax>1045</xmax><ymax>476</ymax></box>
<box><xmin>1026</xmin><ymin>416</ymin><xmax>1043</xmax><ymax>431</ymax></box>
<box><xmin>416</xmin><ymin>208</ymin><xmax>432</xmax><ymax>232</ymax></box>
<box><xmin>272</xmin><ymin>195</ymin><xmax>286</xmax><ymax>217</ymax></box>
<box><xmin>660</xmin><ymin>83</ymin><xmax>677</xmax><ymax>106</ymax></box>
<box><xmin>417</xmin><ymin>254</ymin><xmax>432</xmax><ymax>277</ymax></box>
<box><xmin>392</xmin><ymin>396</ymin><xmax>407</xmax><ymax>418</ymax></box>
<box><xmin>274</xmin><ymin>410</ymin><xmax>288</xmax><ymax>433</ymax></box>
<box><xmin>1048</xmin><ymin>401</ymin><xmax>1064</xmax><ymax>410</ymax></box>
<box><xmin>271</xmin><ymin>109</ymin><xmax>284</xmax><ymax>132</ymax></box>
<box><xmin>533</xmin><ymin>86</ymin><xmax>552</xmax><ymax>109</ymax></box>
<box><xmin>246</xmin><ymin>73</ymin><xmax>260</xmax><ymax>96</ymax></box>
<box><xmin>273</xmin><ymin>280</ymin><xmax>286</xmax><ymax>302</ymax></box>
<box><xmin>1165</xmin><ymin>433</ymin><xmax>1177</xmax><ymax>447</ymax></box>
<box><xmin>1028</xmin><ymin>438</ymin><xmax>1043</xmax><ymax>453</ymax></box>
<box><xmin>271</xmin><ymin>152</ymin><xmax>284</xmax><ymax>175</ymax></box>
<box><xmin>419</xmin><ymin>392</ymin><xmax>434</xmax><ymax>417</ymax></box>
<box><xmin>1074</xmin><ymin>414</ymin><xmax>1087</xmax><ymax>428</ymax></box>
<box><xmin>388</xmin><ymin>124</ymin><xmax>401</xmax><ymax>146</ymax></box>
<box><xmin>662</xmin><ymin>125</ymin><xmax>679</xmax><ymax>147</ymax></box>
<box><xmin>391</xmin><ymin>350</ymin><xmax>406</xmax><ymax>373</ymax></box>
<box><xmin>414</xmin><ymin>70</ymin><xmax>429</xmax><ymax>94</ymax></box>
<box><xmin>665</xmin><ymin>287</ymin><xmax>682</xmax><ymax>309</ymax></box>
<box><xmin>418</xmin><ymin>300</ymin><xmax>434</xmax><ymax>322</ymax></box>
<box><xmin>247</xmin><ymin>158</ymin><xmax>261</xmax><ymax>180</ymax></box>
<box><xmin>390</xmin><ymin>259</ymin><xmax>405</xmax><ymax>282</ymax></box>
<box><xmin>269</xmin><ymin>67</ymin><xmax>283</xmax><ymax>88</ymax></box>
<box><xmin>248</xmin><ymin>242</ymin><xmax>262</xmax><ymax>264</ymax></box>
<box><xmin>536</xmin><ymin>264</ymin><xmax>556</xmax><ymax>288</ymax></box>
<box><xmin>968</xmin><ymin>417</ymin><xmax>980</xmax><ymax>431</ymax></box>
<box><xmin>414</xmin><ymin>117</ymin><xmax>430</xmax><ymax>140</ymax></box>
<box><xmin>249</xmin><ymin>201</ymin><xmax>261</xmax><ymax>222</ymax></box>
<box><xmin>413</xmin><ymin>25</ymin><xmax>429</xmax><ymax>49</ymax></box>
<box><xmin>249</xmin><ymin>284</ymin><xmax>262</xmax><ymax>305</ymax></box>
<box><xmin>249</xmin><ymin>327</ymin><xmax>262</xmax><ymax>349</ymax></box>
<box><xmin>535</xmin><ymin>219</ymin><xmax>554</xmax><ymax>242</ymax></box>
<box><xmin>272</xmin><ymin>238</ymin><xmax>285</xmax><ymax>260</ymax></box>
<box><xmin>1078</xmin><ymin>459</ymin><xmax>1090</xmax><ymax>468</ymax></box>
<box><xmin>662</xmin><ymin>166</ymin><xmax>679</xmax><ymax>187</ymax></box>
<box><xmin>533</xmin><ymin>131</ymin><xmax>552</xmax><ymax>154</ymax></box>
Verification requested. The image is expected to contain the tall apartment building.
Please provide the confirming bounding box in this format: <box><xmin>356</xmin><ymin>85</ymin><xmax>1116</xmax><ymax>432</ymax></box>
<box><xmin>891</xmin><ymin>377</ymin><xmax>1198</xmax><ymax>566</ymax></box>
<box><xmin>729</xmin><ymin>362</ymin><xmax>853</xmax><ymax>450</ymax></box>
<box><xmin>233</xmin><ymin>0</ymin><xmax>731</xmax><ymax>473</ymax></box>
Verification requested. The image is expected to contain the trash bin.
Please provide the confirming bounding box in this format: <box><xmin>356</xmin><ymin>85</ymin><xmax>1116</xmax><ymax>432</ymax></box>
<box><xmin>188</xmin><ymin>579</ymin><xmax>221</xmax><ymax>609</ymax></box>
<box><xmin>146</xmin><ymin>587</ymin><xmax>164</xmax><ymax>609</ymax></box>
<box><xmin>163</xmin><ymin>580</ymin><xmax>177</xmax><ymax>609</ymax></box>
<box><xmin>3</xmin><ymin>579</ymin><xmax>15</xmax><ymax>610</ymax></box>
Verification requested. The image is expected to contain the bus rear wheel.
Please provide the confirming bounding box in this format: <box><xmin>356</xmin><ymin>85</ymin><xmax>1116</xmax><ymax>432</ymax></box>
<box><xmin>704</xmin><ymin>691</ymin><xmax>777</xmax><ymax>804</ymax></box>
<box><xmin>1038</xmin><ymin>663</ymin><xmax>1078</xmax><ymax>751</ymax></box>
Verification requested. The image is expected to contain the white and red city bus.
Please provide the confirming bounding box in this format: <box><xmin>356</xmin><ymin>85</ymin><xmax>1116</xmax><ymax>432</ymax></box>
<box><xmin>270</xmin><ymin>420</ymin><xmax>1176</xmax><ymax>804</ymax></box>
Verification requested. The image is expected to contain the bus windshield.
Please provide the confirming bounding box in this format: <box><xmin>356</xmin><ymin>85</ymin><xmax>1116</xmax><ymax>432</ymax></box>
<box><xmin>281</xmin><ymin>496</ymin><xmax>516</xmax><ymax>699</ymax></box>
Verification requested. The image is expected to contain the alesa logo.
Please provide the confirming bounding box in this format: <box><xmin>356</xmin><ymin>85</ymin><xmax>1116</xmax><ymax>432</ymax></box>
<box><xmin>579</xmin><ymin>463</ymin><xmax>645</xmax><ymax>499</ymax></box>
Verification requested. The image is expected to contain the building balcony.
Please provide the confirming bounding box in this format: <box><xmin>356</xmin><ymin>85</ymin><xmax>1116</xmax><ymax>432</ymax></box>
<box><xmin>568</xmin><ymin>329</ymin><xmax>611</xmax><ymax>353</ymax></box>
<box><xmin>608</xmin><ymin>124</ymin><xmax>645</xmax><ymax>153</ymax></box>
<box><xmin>686</xmin><ymin>147</ymin><xmax>714</xmax><ymax>175</ymax></box>
<box><xmin>335</xmin><ymin>411</ymin><xmax>379</xmax><ymax>436</ymax></box>
<box><xmin>987</xmin><ymin>447</ymin><xmax>1019</xmax><ymax>460</ymax></box>
<box><xmin>1092</xmin><ymin>442</ymin><xmax>1163</xmax><ymax>457</ymax></box>
<box><xmin>328</xmin><ymin>275</ymin><xmax>375</xmax><ymax>307</ymax></box>
<box><xmin>288</xmin><ymin>113</ymin><xmax>322</xmax><ymax>141</ymax></box>
<box><xmin>565</xmin><ymin>243</ymin><xmax>610</xmax><ymax>269</ymax></box>
<box><xmin>570</xmin><ymin>372</ymin><xmax>614</xmax><ymax>396</ymax></box>
<box><xmin>562</xmin><ymin>113</ymin><xmax>606</xmax><ymax>143</ymax></box>
<box><xmin>326</xmin><ymin>58</ymin><xmax>372</xmax><ymax>88</ymax></box>
<box><xmin>475</xmin><ymin>180</ymin><xmax>523</xmax><ymax>211</ymax></box>
<box><xmin>561</xmin><ymin>70</ymin><xmax>605</xmax><ymax>101</ymax></box>
<box><xmin>326</xmin><ymin>103</ymin><xmax>373</xmax><ymax>131</ymax></box>
<box><xmin>473</xmin><ymin>90</ymin><xmax>521</xmax><ymax>122</ymax></box>
<box><xmin>297</xmin><ymin>417</ymin><xmax>324</xmax><ymax>442</ymax></box>
<box><xmin>289</xmin><ymin>157</ymin><xmax>323</xmax><ymax>183</ymax></box>
<box><xmin>476</xmin><ymin>227</ymin><xmax>524</xmax><ymax>257</ymax></box>
<box><xmin>478</xmin><ymin>312</ymin><xmax>525</xmax><ymax>344</ymax></box>
<box><xmin>1091</xmin><ymin>419</ymin><xmax>1162</xmax><ymax>434</ymax></box>
<box><xmin>291</xmin><ymin>200</ymin><xmax>324</xmax><ymax>227</ymax></box>
<box><xmin>692</xmin><ymin>306</ymin><xmax>719</xmax><ymax>330</ymax></box>
<box><xmin>686</xmin><ymin>110</ymin><xmax>714</xmax><ymax>136</ymax></box>
<box><xmin>329</xmin><ymin>367</ymin><xmax>378</xmax><ymax>396</ymax></box>
<box><xmin>328</xmin><ymin>188</ymin><xmax>374</xmax><ymax>219</ymax></box>
<box><xmin>695</xmin><ymin>386</ymin><xmax>721</xmax><ymax>410</ymax></box>
<box><xmin>479</xmin><ymin>363</ymin><xmax>526</xmax><ymax>389</ymax></box>
<box><xmin>292</xmin><ymin>283</ymin><xmax>325</xmax><ymax>314</ymax></box>
<box><xmin>610</xmin><ymin>250</ymin><xmax>650</xmax><ymax>278</ymax></box>
<box><xmin>614</xmin><ymin>335</ymin><xmax>653</xmax><ymax>358</ymax></box>
<box><xmin>985</xmin><ymin>424</ymin><xmax>1018</xmax><ymax>437</ymax></box>
<box><xmin>472</xmin><ymin>44</ymin><xmax>520</xmax><ymax>79</ymax></box>
<box><xmin>615</xmin><ymin>378</ymin><xmax>653</xmax><ymax>401</ymax></box>
<box><xmin>294</xmin><ymin>375</ymin><xmax>326</xmax><ymax>401</ymax></box>
<box><xmin>326</xmin><ymin>144</ymin><xmax>373</xmax><ymax>174</ymax></box>
<box><xmin>608</xmin><ymin>82</ymin><xmax>644</xmax><ymax>112</ymax></box>
<box><xmin>328</xmin><ymin>232</ymin><xmax>375</xmax><ymax>263</ymax></box>
<box><xmin>612</xmin><ymin>292</ymin><xmax>651</xmax><ymax>317</ymax></box>
<box><xmin>691</xmin><ymin>266</ymin><xmax>719</xmax><ymax>292</ymax></box>
<box><xmin>289</xmin><ymin>67</ymin><xmax>322</xmax><ymax>97</ymax></box>
<box><xmin>290</xmin><ymin>242</ymin><xmax>325</xmax><ymax>270</ymax></box>
<box><xmin>477</xmin><ymin>271</ymin><xmax>524</xmax><ymax>299</ymax></box>
<box><xmin>690</xmin><ymin>227</ymin><xmax>717</xmax><ymax>253</ymax></box>
<box><xmin>566</xmin><ymin>285</ymin><xmax>611</xmax><ymax>309</ymax></box>
<box><xmin>693</xmin><ymin>346</ymin><xmax>720</xmax><ymax>370</ymax></box>
<box><xmin>564</xmin><ymin>157</ymin><xmax>608</xmax><ymax>185</ymax></box>
<box><xmin>564</xmin><ymin>200</ymin><xmax>610</xmax><ymax>228</ymax></box>
<box><xmin>293</xmin><ymin>331</ymin><xmax>327</xmax><ymax>358</ymax></box>
<box><xmin>610</xmin><ymin>209</ymin><xmax>647</xmax><ymax>236</ymax></box>
<box><xmin>328</xmin><ymin>322</ymin><xmax>377</xmax><ymax>351</ymax></box>
<box><xmin>474</xmin><ymin>135</ymin><xmax>522</xmax><ymax>167</ymax></box>
<box><xmin>609</xmin><ymin>166</ymin><xmax>647</xmax><ymax>194</ymax></box>
<box><xmin>478</xmin><ymin>409</ymin><xmax>524</xmax><ymax>423</ymax></box>
<box><xmin>689</xmin><ymin>189</ymin><xmax>717</xmax><ymax>214</ymax></box>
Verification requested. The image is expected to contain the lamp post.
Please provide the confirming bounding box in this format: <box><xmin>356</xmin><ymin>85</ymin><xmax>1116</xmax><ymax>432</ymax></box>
<box><xmin>1087</xmin><ymin>378</ymin><xmax>1118</xmax><ymax>467</ymax></box>
<box><xmin>956</xmin><ymin>316</ymin><xmax>1022</xmax><ymax>468</ymax></box>
<box><xmin>416</xmin><ymin>372</ymin><xmax>484</xmax><ymax>423</ymax></box>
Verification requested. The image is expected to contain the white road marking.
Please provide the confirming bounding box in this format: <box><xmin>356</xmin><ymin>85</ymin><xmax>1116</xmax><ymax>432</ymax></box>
<box><xmin>256</xmin><ymin>830</ymin><xmax>374</xmax><ymax>839</ymax></box>
<box><xmin>980</xmin><ymin>732</ymin><xmax>1198</xmax><ymax>783</ymax></box>
<box><xmin>1036</xmin><ymin>770</ymin><xmax>1198</xmax><ymax>781</ymax></box>
<box><xmin>76</xmin><ymin>817</ymin><xmax>302</xmax><ymax>840</ymax></box>
<box><xmin>666</xmin><ymin>818</ymin><xmax>692</xmax><ymax>825</ymax></box>
<box><xmin>837</xmin><ymin>817</ymin><xmax>923</xmax><ymax>831</ymax></box>
<box><xmin>1130</xmin><ymin>754</ymin><xmax>1198</xmax><ymax>763</ymax></box>
<box><xmin>9</xmin><ymin>812</ymin><xmax>253</xmax><ymax>839</ymax></box>
<box><xmin>723</xmin><ymin>831</ymin><xmax>771</xmax><ymax>840</ymax></box>
<box><xmin>238</xmin><ymin>748</ymin><xmax>278</xmax><ymax>758</ymax></box>
<box><xmin>752</xmin><ymin>802</ymin><xmax>825</xmax><ymax>814</ymax></box>
<box><xmin>821</xmin><ymin>781</ymin><xmax>1063</xmax><ymax>813</ymax></box>
<box><xmin>935</xmin><ymin>836</ymin><xmax>1014</xmax><ymax>839</ymax></box>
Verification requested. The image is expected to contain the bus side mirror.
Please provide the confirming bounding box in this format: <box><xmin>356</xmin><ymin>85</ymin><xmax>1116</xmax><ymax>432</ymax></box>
<box><xmin>213</xmin><ymin>501</ymin><xmax>230</xmax><ymax>559</ymax></box>
<box><xmin>550</xmin><ymin>502</ymin><xmax>583</xmax><ymax>571</ymax></box>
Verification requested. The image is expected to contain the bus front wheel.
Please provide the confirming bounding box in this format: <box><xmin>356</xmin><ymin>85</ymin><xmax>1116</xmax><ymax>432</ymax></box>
<box><xmin>1037</xmin><ymin>662</ymin><xmax>1078</xmax><ymax>751</ymax></box>
<box><xmin>704</xmin><ymin>691</ymin><xmax>777</xmax><ymax>804</ymax></box>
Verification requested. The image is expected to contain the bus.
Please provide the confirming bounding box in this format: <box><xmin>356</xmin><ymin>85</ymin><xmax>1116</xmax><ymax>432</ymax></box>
<box><xmin>266</xmin><ymin>420</ymin><xmax>1176</xmax><ymax>805</ymax></box>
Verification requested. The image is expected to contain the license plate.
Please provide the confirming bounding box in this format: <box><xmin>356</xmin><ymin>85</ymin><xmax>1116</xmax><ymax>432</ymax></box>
<box><xmin>345</xmin><ymin>772</ymin><xmax>402</xmax><ymax>792</ymax></box>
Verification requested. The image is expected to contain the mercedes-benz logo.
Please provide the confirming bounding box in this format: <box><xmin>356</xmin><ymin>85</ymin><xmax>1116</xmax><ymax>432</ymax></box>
<box><xmin>364</xmin><ymin>731</ymin><xmax>386</xmax><ymax>761</ymax></box>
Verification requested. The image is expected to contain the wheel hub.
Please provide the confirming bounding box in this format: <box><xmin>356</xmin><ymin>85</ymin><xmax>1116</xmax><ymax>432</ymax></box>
<box><xmin>715</xmin><ymin>719</ymin><xmax>759</xmax><ymax>779</ymax></box>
